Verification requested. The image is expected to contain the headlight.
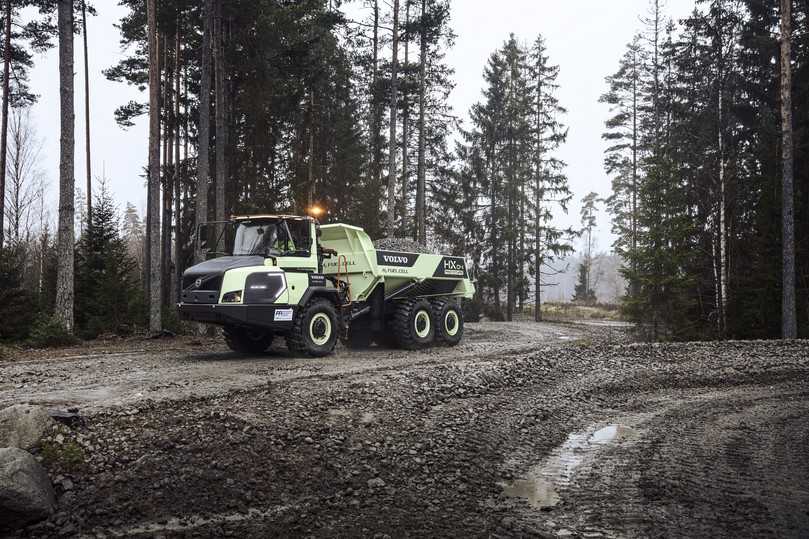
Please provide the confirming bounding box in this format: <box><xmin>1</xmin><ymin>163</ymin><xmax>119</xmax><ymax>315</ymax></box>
<box><xmin>221</xmin><ymin>291</ymin><xmax>243</xmax><ymax>303</ymax></box>
<box><xmin>244</xmin><ymin>273</ymin><xmax>287</xmax><ymax>304</ymax></box>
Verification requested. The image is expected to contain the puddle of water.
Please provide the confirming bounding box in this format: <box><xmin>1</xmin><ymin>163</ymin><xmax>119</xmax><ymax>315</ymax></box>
<box><xmin>501</xmin><ymin>424</ymin><xmax>637</xmax><ymax>509</ymax></box>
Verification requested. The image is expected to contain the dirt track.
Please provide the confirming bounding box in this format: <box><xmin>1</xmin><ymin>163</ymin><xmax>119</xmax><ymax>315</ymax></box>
<box><xmin>5</xmin><ymin>322</ymin><xmax>809</xmax><ymax>538</ymax></box>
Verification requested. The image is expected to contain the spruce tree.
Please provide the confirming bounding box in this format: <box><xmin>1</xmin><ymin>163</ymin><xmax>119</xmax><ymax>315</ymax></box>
<box><xmin>527</xmin><ymin>34</ymin><xmax>573</xmax><ymax>321</ymax></box>
<box><xmin>75</xmin><ymin>185</ymin><xmax>143</xmax><ymax>338</ymax></box>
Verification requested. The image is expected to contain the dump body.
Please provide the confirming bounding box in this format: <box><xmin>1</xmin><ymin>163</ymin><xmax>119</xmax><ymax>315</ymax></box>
<box><xmin>319</xmin><ymin>224</ymin><xmax>475</xmax><ymax>302</ymax></box>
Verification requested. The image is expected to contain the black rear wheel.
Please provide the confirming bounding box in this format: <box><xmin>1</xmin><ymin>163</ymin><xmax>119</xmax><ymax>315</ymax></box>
<box><xmin>224</xmin><ymin>326</ymin><xmax>274</xmax><ymax>354</ymax></box>
<box><xmin>432</xmin><ymin>299</ymin><xmax>464</xmax><ymax>346</ymax></box>
<box><xmin>391</xmin><ymin>299</ymin><xmax>435</xmax><ymax>350</ymax></box>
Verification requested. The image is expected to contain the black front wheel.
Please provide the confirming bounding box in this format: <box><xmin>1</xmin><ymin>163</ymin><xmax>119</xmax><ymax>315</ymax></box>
<box><xmin>287</xmin><ymin>298</ymin><xmax>339</xmax><ymax>357</ymax></box>
<box><xmin>224</xmin><ymin>326</ymin><xmax>275</xmax><ymax>354</ymax></box>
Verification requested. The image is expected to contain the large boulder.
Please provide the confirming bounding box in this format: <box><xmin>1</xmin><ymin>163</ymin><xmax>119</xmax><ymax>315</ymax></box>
<box><xmin>0</xmin><ymin>404</ymin><xmax>53</xmax><ymax>450</ymax></box>
<box><xmin>0</xmin><ymin>447</ymin><xmax>56</xmax><ymax>530</ymax></box>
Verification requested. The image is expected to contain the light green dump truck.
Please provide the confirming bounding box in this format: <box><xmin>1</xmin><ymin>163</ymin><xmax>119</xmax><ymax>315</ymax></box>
<box><xmin>178</xmin><ymin>215</ymin><xmax>475</xmax><ymax>356</ymax></box>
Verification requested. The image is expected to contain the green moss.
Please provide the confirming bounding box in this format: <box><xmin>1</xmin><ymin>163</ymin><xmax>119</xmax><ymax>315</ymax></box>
<box><xmin>40</xmin><ymin>440</ymin><xmax>86</xmax><ymax>471</ymax></box>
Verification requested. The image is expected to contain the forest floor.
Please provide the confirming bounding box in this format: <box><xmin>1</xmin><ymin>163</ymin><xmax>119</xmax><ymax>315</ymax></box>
<box><xmin>4</xmin><ymin>322</ymin><xmax>808</xmax><ymax>538</ymax></box>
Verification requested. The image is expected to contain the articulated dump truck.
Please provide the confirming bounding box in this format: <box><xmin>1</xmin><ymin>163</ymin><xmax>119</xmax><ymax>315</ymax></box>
<box><xmin>178</xmin><ymin>215</ymin><xmax>475</xmax><ymax>356</ymax></box>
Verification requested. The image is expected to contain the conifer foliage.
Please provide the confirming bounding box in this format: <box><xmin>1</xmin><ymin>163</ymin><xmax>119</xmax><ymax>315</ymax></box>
<box><xmin>602</xmin><ymin>0</ymin><xmax>809</xmax><ymax>339</ymax></box>
<box><xmin>74</xmin><ymin>185</ymin><xmax>143</xmax><ymax>339</ymax></box>
<box><xmin>436</xmin><ymin>34</ymin><xmax>573</xmax><ymax>321</ymax></box>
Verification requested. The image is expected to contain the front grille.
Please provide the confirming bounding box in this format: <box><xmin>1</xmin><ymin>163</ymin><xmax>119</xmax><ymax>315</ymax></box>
<box><xmin>181</xmin><ymin>273</ymin><xmax>224</xmax><ymax>305</ymax></box>
<box><xmin>182</xmin><ymin>274</ymin><xmax>222</xmax><ymax>293</ymax></box>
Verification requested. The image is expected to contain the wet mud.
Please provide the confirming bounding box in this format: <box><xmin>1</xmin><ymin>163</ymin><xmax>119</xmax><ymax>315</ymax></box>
<box><xmin>5</xmin><ymin>326</ymin><xmax>807</xmax><ymax>538</ymax></box>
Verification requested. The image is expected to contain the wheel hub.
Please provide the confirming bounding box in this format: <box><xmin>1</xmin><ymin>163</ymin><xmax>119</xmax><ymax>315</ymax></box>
<box><xmin>310</xmin><ymin>313</ymin><xmax>332</xmax><ymax>346</ymax></box>
<box><xmin>445</xmin><ymin>311</ymin><xmax>459</xmax><ymax>336</ymax></box>
<box><xmin>415</xmin><ymin>310</ymin><xmax>431</xmax><ymax>339</ymax></box>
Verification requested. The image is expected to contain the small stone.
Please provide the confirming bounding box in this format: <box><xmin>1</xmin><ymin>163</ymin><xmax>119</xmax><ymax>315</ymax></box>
<box><xmin>367</xmin><ymin>477</ymin><xmax>386</xmax><ymax>488</ymax></box>
<box><xmin>304</xmin><ymin>437</ymin><xmax>314</xmax><ymax>444</ymax></box>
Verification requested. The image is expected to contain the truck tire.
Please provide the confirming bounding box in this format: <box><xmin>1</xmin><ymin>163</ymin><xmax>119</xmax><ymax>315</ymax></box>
<box><xmin>287</xmin><ymin>298</ymin><xmax>339</xmax><ymax>357</ymax></box>
<box><xmin>432</xmin><ymin>299</ymin><xmax>464</xmax><ymax>346</ymax></box>
<box><xmin>224</xmin><ymin>326</ymin><xmax>274</xmax><ymax>354</ymax></box>
<box><xmin>392</xmin><ymin>299</ymin><xmax>435</xmax><ymax>350</ymax></box>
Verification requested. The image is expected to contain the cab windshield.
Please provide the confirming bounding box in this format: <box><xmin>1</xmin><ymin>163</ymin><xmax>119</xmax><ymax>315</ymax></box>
<box><xmin>232</xmin><ymin>219</ymin><xmax>311</xmax><ymax>257</ymax></box>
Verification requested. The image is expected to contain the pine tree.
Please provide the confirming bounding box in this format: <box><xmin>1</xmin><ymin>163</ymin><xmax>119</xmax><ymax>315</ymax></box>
<box><xmin>75</xmin><ymin>185</ymin><xmax>144</xmax><ymax>338</ymax></box>
<box><xmin>55</xmin><ymin>0</ymin><xmax>75</xmax><ymax>333</ymax></box>
<box><xmin>779</xmin><ymin>0</ymin><xmax>796</xmax><ymax>338</ymax></box>
<box><xmin>599</xmin><ymin>0</ymin><xmax>809</xmax><ymax>339</ymax></box>
<box><xmin>0</xmin><ymin>242</ymin><xmax>34</xmax><ymax>339</ymax></box>
<box><xmin>438</xmin><ymin>34</ymin><xmax>571</xmax><ymax>321</ymax></box>
<box><xmin>146</xmin><ymin>0</ymin><xmax>161</xmax><ymax>334</ymax></box>
<box><xmin>601</xmin><ymin>36</ymin><xmax>643</xmax><ymax>296</ymax></box>
<box><xmin>575</xmin><ymin>192</ymin><xmax>599</xmax><ymax>305</ymax></box>
<box><xmin>385</xmin><ymin>0</ymin><xmax>401</xmax><ymax>236</ymax></box>
<box><xmin>0</xmin><ymin>0</ymin><xmax>55</xmax><ymax>247</ymax></box>
<box><xmin>527</xmin><ymin>34</ymin><xmax>573</xmax><ymax>321</ymax></box>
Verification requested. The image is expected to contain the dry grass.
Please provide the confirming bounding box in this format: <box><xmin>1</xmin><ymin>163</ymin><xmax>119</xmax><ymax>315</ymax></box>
<box><xmin>539</xmin><ymin>302</ymin><xmax>623</xmax><ymax>322</ymax></box>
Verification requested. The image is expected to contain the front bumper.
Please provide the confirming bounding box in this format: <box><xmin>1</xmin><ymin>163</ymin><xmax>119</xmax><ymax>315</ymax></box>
<box><xmin>178</xmin><ymin>303</ymin><xmax>296</xmax><ymax>332</ymax></box>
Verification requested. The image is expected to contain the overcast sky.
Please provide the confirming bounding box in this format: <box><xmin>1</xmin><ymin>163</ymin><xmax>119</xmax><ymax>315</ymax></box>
<box><xmin>27</xmin><ymin>0</ymin><xmax>696</xmax><ymax>249</ymax></box>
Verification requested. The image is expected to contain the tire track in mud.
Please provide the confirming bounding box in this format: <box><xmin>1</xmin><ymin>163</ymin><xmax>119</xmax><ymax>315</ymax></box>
<box><xmin>501</xmin><ymin>383</ymin><xmax>809</xmax><ymax>538</ymax></box>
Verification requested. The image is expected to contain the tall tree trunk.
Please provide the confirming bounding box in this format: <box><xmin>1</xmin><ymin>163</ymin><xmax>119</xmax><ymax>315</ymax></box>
<box><xmin>162</xmin><ymin>32</ymin><xmax>174</xmax><ymax>309</ymax></box>
<box><xmin>0</xmin><ymin>0</ymin><xmax>11</xmax><ymax>249</ymax></box>
<box><xmin>781</xmin><ymin>0</ymin><xmax>796</xmax><ymax>339</ymax></box>
<box><xmin>534</xmin><ymin>59</ymin><xmax>543</xmax><ymax>323</ymax></box>
<box><xmin>630</xmin><ymin>50</ymin><xmax>639</xmax><ymax>298</ymax></box>
<box><xmin>196</xmin><ymin>0</ymin><xmax>213</xmax><ymax>262</ymax></box>
<box><xmin>716</xmin><ymin>4</ymin><xmax>729</xmax><ymax>338</ymax></box>
<box><xmin>519</xmin><ymin>171</ymin><xmax>525</xmax><ymax>310</ymax></box>
<box><xmin>147</xmin><ymin>0</ymin><xmax>162</xmax><ymax>334</ymax></box>
<box><xmin>56</xmin><ymin>0</ymin><xmax>75</xmax><ymax>332</ymax></box>
<box><xmin>399</xmin><ymin>0</ymin><xmax>410</xmax><ymax>235</ymax></box>
<box><xmin>506</xmin><ymin>145</ymin><xmax>514</xmax><ymax>322</ymax></box>
<box><xmin>214</xmin><ymin>0</ymin><xmax>227</xmax><ymax>247</ymax></box>
<box><xmin>415</xmin><ymin>0</ymin><xmax>427</xmax><ymax>245</ymax></box>
<box><xmin>370</xmin><ymin>0</ymin><xmax>381</xmax><ymax>234</ymax></box>
<box><xmin>488</xmin><ymin>142</ymin><xmax>501</xmax><ymax>314</ymax></box>
<box><xmin>385</xmin><ymin>0</ymin><xmax>400</xmax><ymax>237</ymax></box>
<box><xmin>173</xmin><ymin>23</ymin><xmax>182</xmax><ymax>303</ymax></box>
<box><xmin>82</xmin><ymin>0</ymin><xmax>91</xmax><ymax>221</ymax></box>
<box><xmin>307</xmin><ymin>90</ymin><xmax>315</xmax><ymax>207</ymax></box>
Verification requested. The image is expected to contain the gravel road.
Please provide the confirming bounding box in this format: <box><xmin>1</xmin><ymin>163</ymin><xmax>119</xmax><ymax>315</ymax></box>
<box><xmin>5</xmin><ymin>323</ymin><xmax>808</xmax><ymax>538</ymax></box>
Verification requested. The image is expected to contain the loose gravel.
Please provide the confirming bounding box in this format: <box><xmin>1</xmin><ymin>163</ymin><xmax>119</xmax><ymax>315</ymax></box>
<box><xmin>5</xmin><ymin>326</ymin><xmax>808</xmax><ymax>538</ymax></box>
